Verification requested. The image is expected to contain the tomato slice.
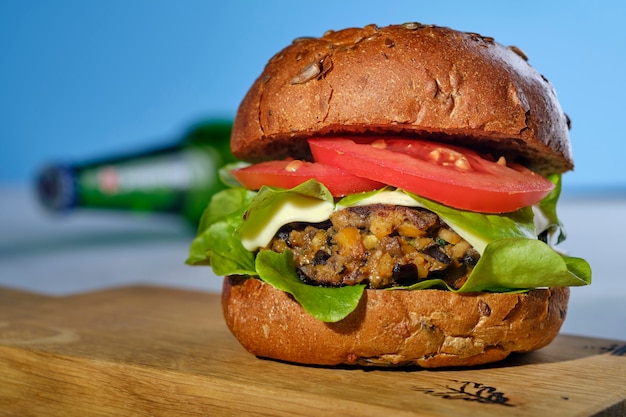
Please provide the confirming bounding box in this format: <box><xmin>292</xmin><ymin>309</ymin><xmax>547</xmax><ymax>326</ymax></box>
<box><xmin>308</xmin><ymin>138</ymin><xmax>554</xmax><ymax>213</ymax></box>
<box><xmin>231</xmin><ymin>159</ymin><xmax>384</xmax><ymax>197</ymax></box>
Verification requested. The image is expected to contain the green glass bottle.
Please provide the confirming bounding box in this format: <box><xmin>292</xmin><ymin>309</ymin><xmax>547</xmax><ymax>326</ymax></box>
<box><xmin>35</xmin><ymin>120</ymin><xmax>237</xmax><ymax>226</ymax></box>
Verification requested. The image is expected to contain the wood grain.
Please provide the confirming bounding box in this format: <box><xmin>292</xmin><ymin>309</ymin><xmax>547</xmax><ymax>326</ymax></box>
<box><xmin>0</xmin><ymin>285</ymin><xmax>624</xmax><ymax>416</ymax></box>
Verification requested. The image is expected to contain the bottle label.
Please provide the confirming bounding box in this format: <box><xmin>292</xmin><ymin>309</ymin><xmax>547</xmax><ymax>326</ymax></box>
<box><xmin>95</xmin><ymin>152</ymin><xmax>209</xmax><ymax>195</ymax></box>
<box><xmin>77</xmin><ymin>148</ymin><xmax>218</xmax><ymax>215</ymax></box>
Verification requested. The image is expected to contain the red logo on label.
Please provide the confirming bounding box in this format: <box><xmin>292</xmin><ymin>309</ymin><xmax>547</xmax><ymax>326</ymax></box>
<box><xmin>98</xmin><ymin>167</ymin><xmax>119</xmax><ymax>194</ymax></box>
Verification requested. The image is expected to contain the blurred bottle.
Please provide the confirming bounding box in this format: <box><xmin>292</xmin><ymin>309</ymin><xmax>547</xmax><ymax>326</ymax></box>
<box><xmin>35</xmin><ymin>120</ymin><xmax>237</xmax><ymax>227</ymax></box>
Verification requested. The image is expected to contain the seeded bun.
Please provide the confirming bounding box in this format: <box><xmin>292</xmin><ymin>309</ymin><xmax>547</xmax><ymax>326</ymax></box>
<box><xmin>232</xmin><ymin>23</ymin><xmax>573</xmax><ymax>175</ymax></box>
<box><xmin>223</xmin><ymin>277</ymin><xmax>569</xmax><ymax>367</ymax></box>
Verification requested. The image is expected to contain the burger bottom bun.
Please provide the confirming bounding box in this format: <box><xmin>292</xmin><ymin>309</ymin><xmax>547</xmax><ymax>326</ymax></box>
<box><xmin>222</xmin><ymin>277</ymin><xmax>569</xmax><ymax>368</ymax></box>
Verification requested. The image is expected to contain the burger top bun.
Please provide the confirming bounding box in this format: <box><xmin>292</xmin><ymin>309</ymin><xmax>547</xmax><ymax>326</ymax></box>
<box><xmin>232</xmin><ymin>23</ymin><xmax>573</xmax><ymax>175</ymax></box>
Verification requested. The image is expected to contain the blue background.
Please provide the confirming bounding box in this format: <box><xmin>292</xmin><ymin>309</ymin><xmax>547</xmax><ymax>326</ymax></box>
<box><xmin>1</xmin><ymin>0</ymin><xmax>625</xmax><ymax>193</ymax></box>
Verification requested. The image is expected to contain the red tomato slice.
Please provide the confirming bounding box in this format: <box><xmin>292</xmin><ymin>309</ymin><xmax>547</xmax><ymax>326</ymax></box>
<box><xmin>231</xmin><ymin>159</ymin><xmax>384</xmax><ymax>197</ymax></box>
<box><xmin>308</xmin><ymin>138</ymin><xmax>554</xmax><ymax>213</ymax></box>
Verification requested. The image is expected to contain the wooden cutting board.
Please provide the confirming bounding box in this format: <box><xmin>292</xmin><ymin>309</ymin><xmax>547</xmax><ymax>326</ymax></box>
<box><xmin>0</xmin><ymin>285</ymin><xmax>624</xmax><ymax>417</ymax></box>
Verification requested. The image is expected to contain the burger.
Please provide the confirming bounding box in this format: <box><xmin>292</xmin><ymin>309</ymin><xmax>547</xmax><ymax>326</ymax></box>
<box><xmin>187</xmin><ymin>23</ymin><xmax>591</xmax><ymax>367</ymax></box>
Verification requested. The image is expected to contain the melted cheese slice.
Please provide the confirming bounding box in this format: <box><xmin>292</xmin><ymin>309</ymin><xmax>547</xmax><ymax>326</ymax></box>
<box><xmin>240</xmin><ymin>194</ymin><xmax>334</xmax><ymax>252</ymax></box>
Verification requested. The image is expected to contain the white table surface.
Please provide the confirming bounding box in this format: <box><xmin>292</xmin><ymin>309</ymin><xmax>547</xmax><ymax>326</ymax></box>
<box><xmin>1</xmin><ymin>185</ymin><xmax>624</xmax><ymax>341</ymax></box>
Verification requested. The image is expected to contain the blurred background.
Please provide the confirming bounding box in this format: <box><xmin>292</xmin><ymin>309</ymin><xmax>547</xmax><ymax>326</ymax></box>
<box><xmin>1</xmin><ymin>1</ymin><xmax>624</xmax><ymax>340</ymax></box>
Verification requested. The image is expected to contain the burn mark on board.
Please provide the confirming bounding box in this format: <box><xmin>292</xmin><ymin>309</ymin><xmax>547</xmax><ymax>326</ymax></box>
<box><xmin>412</xmin><ymin>380</ymin><xmax>514</xmax><ymax>406</ymax></box>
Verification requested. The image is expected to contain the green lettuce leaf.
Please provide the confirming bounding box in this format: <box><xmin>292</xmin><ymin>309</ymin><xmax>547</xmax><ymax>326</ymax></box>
<box><xmin>218</xmin><ymin>161</ymin><xmax>250</xmax><ymax>188</ymax></box>
<box><xmin>398</xmin><ymin>238</ymin><xmax>591</xmax><ymax>292</ymax></box>
<box><xmin>459</xmin><ymin>238</ymin><xmax>590</xmax><ymax>291</ymax></box>
<box><xmin>186</xmin><ymin>187</ymin><xmax>257</xmax><ymax>275</ymax></box>
<box><xmin>534</xmin><ymin>173</ymin><xmax>567</xmax><ymax>245</ymax></box>
<box><xmin>255</xmin><ymin>250</ymin><xmax>365</xmax><ymax>322</ymax></box>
